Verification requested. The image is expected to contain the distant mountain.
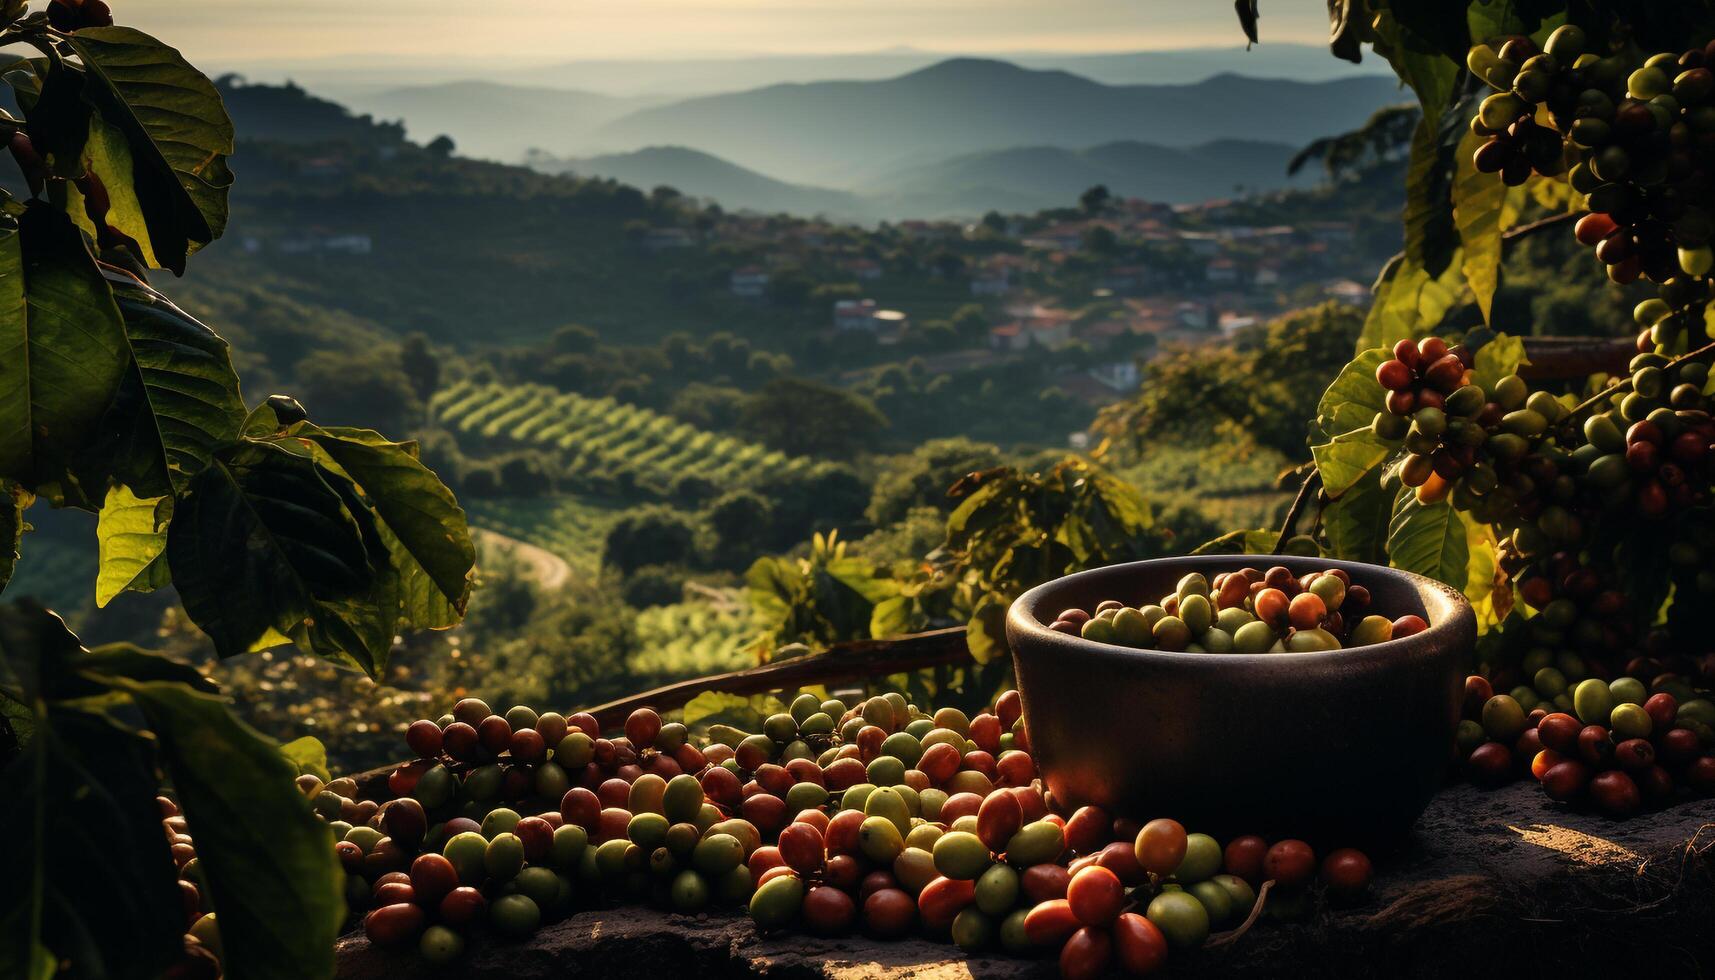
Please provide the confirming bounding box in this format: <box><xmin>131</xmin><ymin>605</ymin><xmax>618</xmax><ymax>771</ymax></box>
<box><xmin>535</xmin><ymin>146</ymin><xmax>867</xmax><ymax>217</ymax></box>
<box><xmin>534</xmin><ymin>140</ymin><xmax>1318</xmax><ymax>221</ymax></box>
<box><xmin>864</xmin><ymin>139</ymin><xmax>1318</xmax><ymax>215</ymax></box>
<box><xmin>593</xmin><ymin>60</ymin><xmax>1398</xmax><ymax>184</ymax></box>
<box><xmin>223</xmin><ymin>44</ymin><xmax>1378</xmax><ymax>100</ymax></box>
<box><xmin>342</xmin><ymin>81</ymin><xmax>664</xmax><ymax>161</ymax></box>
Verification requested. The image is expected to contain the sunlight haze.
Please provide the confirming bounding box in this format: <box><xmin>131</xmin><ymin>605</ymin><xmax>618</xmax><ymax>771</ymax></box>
<box><xmin>118</xmin><ymin>0</ymin><xmax>1333</xmax><ymax>63</ymax></box>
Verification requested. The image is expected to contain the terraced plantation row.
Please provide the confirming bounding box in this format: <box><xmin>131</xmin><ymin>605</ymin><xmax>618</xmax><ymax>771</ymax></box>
<box><xmin>631</xmin><ymin>592</ymin><xmax>757</xmax><ymax>680</ymax></box>
<box><xmin>430</xmin><ymin>380</ymin><xmax>811</xmax><ymax>487</ymax></box>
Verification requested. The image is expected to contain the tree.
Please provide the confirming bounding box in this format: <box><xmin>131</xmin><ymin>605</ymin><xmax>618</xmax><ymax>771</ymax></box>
<box><xmin>603</xmin><ymin>506</ymin><xmax>703</xmax><ymax>575</ymax></box>
<box><xmin>737</xmin><ymin>378</ymin><xmax>888</xmax><ymax>459</ymax></box>
<box><xmin>400</xmin><ymin>331</ymin><xmax>441</xmax><ymax>400</ymax></box>
<box><xmin>294</xmin><ymin>349</ymin><xmax>424</xmax><ymax>436</ymax></box>
<box><xmin>426</xmin><ymin>133</ymin><xmax>456</xmax><ymax>157</ymax></box>
<box><xmin>1079</xmin><ymin>184</ymin><xmax>1111</xmax><ymax>215</ymax></box>
<box><xmin>866</xmin><ymin>438</ymin><xmax>1006</xmax><ymax>525</ymax></box>
<box><xmin>1083</xmin><ymin>225</ymin><xmax>1118</xmax><ymax>254</ymax></box>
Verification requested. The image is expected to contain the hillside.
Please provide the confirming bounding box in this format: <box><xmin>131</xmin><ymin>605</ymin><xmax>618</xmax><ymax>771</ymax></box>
<box><xmin>865</xmin><ymin>138</ymin><xmax>1317</xmax><ymax>214</ymax></box>
<box><xmin>593</xmin><ymin>60</ymin><xmax>1398</xmax><ymax>184</ymax></box>
<box><xmin>343</xmin><ymin>81</ymin><xmax>664</xmax><ymax>160</ymax></box>
<box><xmin>537</xmin><ymin>146</ymin><xmax>866</xmax><ymax>217</ymax></box>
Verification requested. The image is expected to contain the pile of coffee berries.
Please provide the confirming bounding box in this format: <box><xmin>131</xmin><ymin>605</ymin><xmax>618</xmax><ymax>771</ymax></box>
<box><xmin>1047</xmin><ymin>566</ymin><xmax>1418</xmax><ymax>653</ymax></box>
<box><xmin>1456</xmin><ymin>673</ymin><xmax>1715</xmax><ymax>815</ymax></box>
<box><xmin>252</xmin><ymin>687</ymin><xmax>1381</xmax><ymax>978</ymax></box>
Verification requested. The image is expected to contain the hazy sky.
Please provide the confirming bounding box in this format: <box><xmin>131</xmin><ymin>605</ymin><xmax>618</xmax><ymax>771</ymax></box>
<box><xmin>118</xmin><ymin>0</ymin><xmax>1333</xmax><ymax>64</ymax></box>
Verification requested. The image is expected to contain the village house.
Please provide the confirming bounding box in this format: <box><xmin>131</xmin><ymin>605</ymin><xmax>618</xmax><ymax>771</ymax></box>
<box><xmin>642</xmin><ymin>227</ymin><xmax>694</xmax><ymax>251</ymax></box>
<box><xmin>1204</xmin><ymin>256</ymin><xmax>1241</xmax><ymax>285</ymax></box>
<box><xmin>842</xmin><ymin>257</ymin><xmax>883</xmax><ymax>281</ymax></box>
<box><xmin>833</xmin><ymin>298</ymin><xmax>879</xmax><ymax>330</ymax></box>
<box><xmin>1324</xmin><ymin>279</ymin><xmax>1371</xmax><ymax>306</ymax></box>
<box><xmin>730</xmin><ymin>266</ymin><xmax>769</xmax><ymax>298</ymax></box>
<box><xmin>1022</xmin><ymin>223</ymin><xmax>1088</xmax><ymax>252</ymax></box>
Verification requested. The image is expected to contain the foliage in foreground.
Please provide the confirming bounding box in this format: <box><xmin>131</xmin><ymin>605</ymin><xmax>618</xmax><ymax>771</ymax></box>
<box><xmin>0</xmin><ymin>7</ymin><xmax>474</xmax><ymax>977</ymax></box>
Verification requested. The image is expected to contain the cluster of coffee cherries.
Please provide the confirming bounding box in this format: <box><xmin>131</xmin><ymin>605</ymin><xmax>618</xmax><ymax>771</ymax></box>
<box><xmin>1456</xmin><ymin>669</ymin><xmax>1715</xmax><ymax>816</ymax></box>
<box><xmin>1471</xmin><ymin>26</ymin><xmax>1715</xmax><ymax>292</ymax></box>
<box><xmin>45</xmin><ymin>0</ymin><xmax>113</xmax><ymax>32</ymax></box>
<box><xmin>296</xmin><ymin>687</ymin><xmax>1381</xmax><ymax>977</ymax></box>
<box><xmin>1372</xmin><ymin>336</ymin><xmax>1543</xmax><ymax>508</ymax></box>
<box><xmin>1050</xmin><ymin>566</ymin><xmax>1416</xmax><ymax>654</ymax></box>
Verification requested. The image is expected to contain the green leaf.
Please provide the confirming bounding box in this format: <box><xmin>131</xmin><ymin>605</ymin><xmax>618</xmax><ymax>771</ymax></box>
<box><xmin>67</xmin><ymin>27</ymin><xmax>236</xmax><ymax>271</ymax></box>
<box><xmin>1322</xmin><ymin>468</ymin><xmax>1396</xmax><ymax>565</ymax></box>
<box><xmin>0</xmin><ymin>704</ymin><xmax>185</xmax><ymax>980</ymax></box>
<box><xmin>1387</xmin><ymin>491</ymin><xmax>1471</xmax><ymax>591</ymax></box>
<box><xmin>965</xmin><ymin>591</ymin><xmax>1008</xmax><ymax>665</ymax></box>
<box><xmin>167</xmin><ymin>440</ymin><xmax>391</xmax><ymax>674</ymax></box>
<box><xmin>80</xmin><ymin>278</ymin><xmax>246</xmax><ymax>499</ymax></box>
<box><xmin>97</xmin><ymin>674</ymin><xmax>343</xmax><ymax>980</ymax></box>
<box><xmin>298</xmin><ymin>426</ymin><xmax>474</xmax><ymax>629</ymax></box>
<box><xmin>1356</xmin><ymin>249</ymin><xmax>1467</xmax><ymax>354</ymax></box>
<box><xmin>1313</xmin><ymin>349</ymin><xmax>1390</xmax><ymax>441</ymax></box>
<box><xmin>1189</xmin><ymin>528</ymin><xmax>1277</xmax><ymax>555</ymax></box>
<box><xmin>683</xmin><ymin>690</ymin><xmax>757</xmax><ymax>730</ymax></box>
<box><xmin>869</xmin><ymin>594</ymin><xmax>920</xmax><ymax>639</ymax></box>
<box><xmin>1372</xmin><ymin>9</ymin><xmax>1461</xmax><ymax>124</ymax></box>
<box><xmin>1453</xmin><ymin>128</ymin><xmax>1508</xmax><ymax>322</ymax></box>
<box><xmin>1401</xmin><ymin>115</ymin><xmax>1458</xmax><ymax>278</ymax></box>
<box><xmin>1312</xmin><ymin>428</ymin><xmax>1393</xmax><ymax>498</ymax></box>
<box><xmin>1471</xmin><ymin>332</ymin><xmax>1529</xmax><ymax>392</ymax></box>
<box><xmin>280</xmin><ymin>735</ymin><xmax>330</xmax><ymax>783</ymax></box>
<box><xmin>0</xmin><ymin>204</ymin><xmax>129</xmax><ymax>493</ymax></box>
<box><xmin>94</xmin><ymin>483</ymin><xmax>170</xmax><ymax>606</ymax></box>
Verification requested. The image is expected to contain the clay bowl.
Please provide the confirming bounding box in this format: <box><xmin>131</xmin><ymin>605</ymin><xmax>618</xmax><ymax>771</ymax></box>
<box><xmin>1005</xmin><ymin>555</ymin><xmax>1473</xmax><ymax>847</ymax></box>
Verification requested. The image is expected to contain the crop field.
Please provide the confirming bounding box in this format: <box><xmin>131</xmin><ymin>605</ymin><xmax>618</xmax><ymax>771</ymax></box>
<box><xmin>431</xmin><ymin>380</ymin><xmax>812</xmax><ymax>486</ymax></box>
<box><xmin>631</xmin><ymin>591</ymin><xmax>757</xmax><ymax>680</ymax></box>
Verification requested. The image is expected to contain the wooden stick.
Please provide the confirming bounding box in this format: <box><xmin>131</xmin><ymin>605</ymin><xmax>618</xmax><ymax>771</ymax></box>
<box><xmin>584</xmin><ymin>627</ymin><xmax>974</xmax><ymax>729</ymax></box>
<box><xmin>1272</xmin><ymin>469</ymin><xmax>1321</xmax><ymax>554</ymax></box>
<box><xmin>1517</xmin><ymin>336</ymin><xmax>1635</xmax><ymax>381</ymax></box>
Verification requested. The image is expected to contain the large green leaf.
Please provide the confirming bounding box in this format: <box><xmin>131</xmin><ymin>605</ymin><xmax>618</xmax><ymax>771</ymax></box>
<box><xmin>79</xmin><ymin>278</ymin><xmax>246</xmax><ymax>498</ymax></box>
<box><xmin>0</xmin><ymin>607</ymin><xmax>183</xmax><ymax>980</ymax></box>
<box><xmin>965</xmin><ymin>591</ymin><xmax>1009</xmax><ymax>665</ymax></box>
<box><xmin>1401</xmin><ymin>115</ymin><xmax>1459</xmax><ymax>278</ymax></box>
<box><xmin>167</xmin><ymin>440</ymin><xmax>391</xmax><ymax>674</ymax></box>
<box><xmin>94</xmin><ymin>483</ymin><xmax>170</xmax><ymax>607</ymax></box>
<box><xmin>1387</xmin><ymin>491</ymin><xmax>1471</xmax><ymax>591</ymax></box>
<box><xmin>1309</xmin><ymin>349</ymin><xmax>1398</xmax><ymax>496</ymax></box>
<box><xmin>1313</xmin><ymin>349</ymin><xmax>1390</xmax><ymax>441</ymax></box>
<box><xmin>67</xmin><ymin>27</ymin><xmax>235</xmax><ymax>271</ymax></box>
<box><xmin>1312</xmin><ymin>429</ymin><xmax>1393</xmax><ymax>498</ymax></box>
<box><xmin>1452</xmin><ymin>132</ymin><xmax>1531</xmax><ymax>324</ymax></box>
<box><xmin>299</xmin><ymin>426</ymin><xmax>474</xmax><ymax>629</ymax></box>
<box><xmin>1469</xmin><ymin>331</ymin><xmax>1528</xmax><ymax>392</ymax></box>
<box><xmin>1356</xmin><ymin>249</ymin><xmax>1467</xmax><ymax>353</ymax></box>
<box><xmin>0</xmin><ymin>204</ymin><xmax>128</xmax><ymax>494</ymax></box>
<box><xmin>1322</xmin><ymin>468</ymin><xmax>1396</xmax><ymax>565</ymax></box>
<box><xmin>97</xmin><ymin>672</ymin><xmax>344</xmax><ymax>980</ymax></box>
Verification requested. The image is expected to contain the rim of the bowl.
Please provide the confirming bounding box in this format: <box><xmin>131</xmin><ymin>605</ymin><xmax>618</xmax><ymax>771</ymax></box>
<box><xmin>1006</xmin><ymin>554</ymin><xmax>1473</xmax><ymax>667</ymax></box>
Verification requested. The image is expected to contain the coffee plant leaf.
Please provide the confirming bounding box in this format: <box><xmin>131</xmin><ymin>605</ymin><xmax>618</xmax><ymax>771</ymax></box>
<box><xmin>67</xmin><ymin>27</ymin><xmax>235</xmax><ymax>270</ymax></box>
<box><xmin>166</xmin><ymin>439</ymin><xmax>390</xmax><ymax>674</ymax></box>
<box><xmin>93</xmin><ymin>483</ymin><xmax>170</xmax><ymax>606</ymax></box>
<box><xmin>1387</xmin><ymin>490</ymin><xmax>1471</xmax><ymax>591</ymax></box>
<box><xmin>0</xmin><ymin>204</ymin><xmax>128</xmax><ymax>493</ymax></box>
<box><xmin>100</xmin><ymin>671</ymin><xmax>343</xmax><ymax>980</ymax></box>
